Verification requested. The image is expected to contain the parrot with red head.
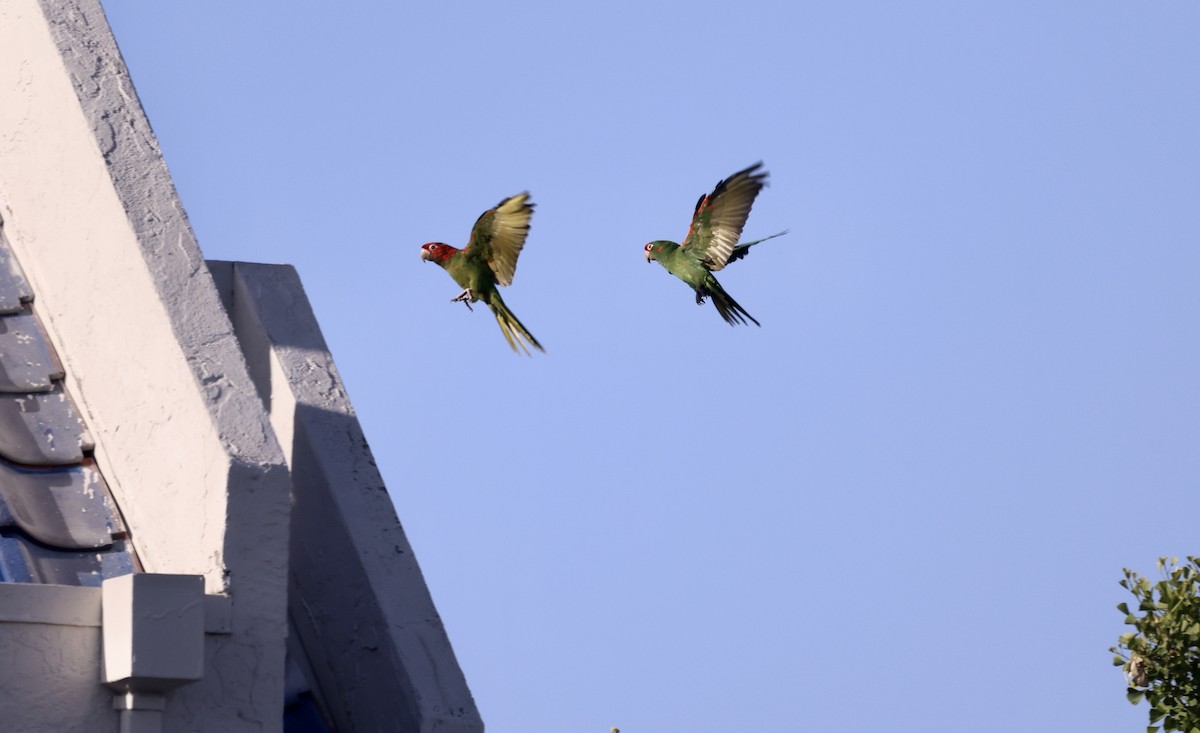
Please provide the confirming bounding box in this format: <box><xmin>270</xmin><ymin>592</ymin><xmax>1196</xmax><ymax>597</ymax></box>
<box><xmin>643</xmin><ymin>162</ymin><xmax>787</xmax><ymax>326</ymax></box>
<box><xmin>420</xmin><ymin>192</ymin><xmax>544</xmax><ymax>354</ymax></box>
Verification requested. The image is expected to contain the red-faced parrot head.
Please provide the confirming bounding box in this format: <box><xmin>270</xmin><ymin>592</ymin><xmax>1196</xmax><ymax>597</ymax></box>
<box><xmin>644</xmin><ymin>240</ymin><xmax>675</xmax><ymax>263</ymax></box>
<box><xmin>420</xmin><ymin>242</ymin><xmax>457</xmax><ymax>264</ymax></box>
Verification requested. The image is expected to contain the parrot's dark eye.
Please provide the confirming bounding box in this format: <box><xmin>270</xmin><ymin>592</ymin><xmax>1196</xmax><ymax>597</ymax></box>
<box><xmin>644</xmin><ymin>244</ymin><xmax>652</xmax><ymax>252</ymax></box>
<box><xmin>428</xmin><ymin>244</ymin><xmax>438</xmax><ymax>251</ymax></box>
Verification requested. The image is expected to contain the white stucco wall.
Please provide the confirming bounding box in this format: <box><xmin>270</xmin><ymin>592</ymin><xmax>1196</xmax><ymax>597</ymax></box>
<box><xmin>0</xmin><ymin>1</ymin><xmax>290</xmax><ymax>730</ymax></box>
<box><xmin>0</xmin><ymin>586</ymin><xmax>115</xmax><ymax>733</ymax></box>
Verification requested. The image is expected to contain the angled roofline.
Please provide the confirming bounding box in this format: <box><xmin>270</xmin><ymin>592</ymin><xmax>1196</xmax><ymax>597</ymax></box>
<box><xmin>211</xmin><ymin>261</ymin><xmax>484</xmax><ymax>733</ymax></box>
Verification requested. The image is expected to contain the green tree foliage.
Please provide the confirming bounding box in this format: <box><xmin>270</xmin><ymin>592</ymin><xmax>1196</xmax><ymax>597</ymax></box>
<box><xmin>1113</xmin><ymin>557</ymin><xmax>1200</xmax><ymax>733</ymax></box>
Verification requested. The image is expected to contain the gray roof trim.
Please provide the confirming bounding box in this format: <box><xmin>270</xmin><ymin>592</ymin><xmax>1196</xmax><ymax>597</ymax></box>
<box><xmin>0</xmin><ymin>582</ymin><xmax>233</xmax><ymax>633</ymax></box>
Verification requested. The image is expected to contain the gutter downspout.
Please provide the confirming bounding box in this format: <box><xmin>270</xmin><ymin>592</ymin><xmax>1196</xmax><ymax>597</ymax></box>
<box><xmin>102</xmin><ymin>574</ymin><xmax>206</xmax><ymax>733</ymax></box>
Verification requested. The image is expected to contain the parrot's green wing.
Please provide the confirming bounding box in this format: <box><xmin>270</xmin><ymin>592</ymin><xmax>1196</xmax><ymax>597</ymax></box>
<box><xmin>681</xmin><ymin>162</ymin><xmax>768</xmax><ymax>272</ymax></box>
<box><xmin>465</xmin><ymin>192</ymin><xmax>534</xmax><ymax>287</ymax></box>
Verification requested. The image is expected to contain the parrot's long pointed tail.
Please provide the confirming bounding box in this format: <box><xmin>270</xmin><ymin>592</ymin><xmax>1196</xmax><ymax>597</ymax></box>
<box><xmin>740</xmin><ymin>230</ymin><xmax>789</xmax><ymax>248</ymax></box>
<box><xmin>704</xmin><ymin>282</ymin><xmax>761</xmax><ymax>327</ymax></box>
<box><xmin>726</xmin><ymin>230</ymin><xmax>789</xmax><ymax>265</ymax></box>
<box><xmin>487</xmin><ymin>293</ymin><xmax>545</xmax><ymax>355</ymax></box>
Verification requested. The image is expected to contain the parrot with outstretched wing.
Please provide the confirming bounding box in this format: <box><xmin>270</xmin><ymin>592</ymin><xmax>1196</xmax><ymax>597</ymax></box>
<box><xmin>420</xmin><ymin>192</ymin><xmax>544</xmax><ymax>354</ymax></box>
<box><xmin>644</xmin><ymin>162</ymin><xmax>787</xmax><ymax>326</ymax></box>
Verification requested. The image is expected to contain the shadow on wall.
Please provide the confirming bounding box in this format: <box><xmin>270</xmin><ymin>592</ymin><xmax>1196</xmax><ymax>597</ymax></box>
<box><xmin>285</xmin><ymin>401</ymin><xmax>480</xmax><ymax>733</ymax></box>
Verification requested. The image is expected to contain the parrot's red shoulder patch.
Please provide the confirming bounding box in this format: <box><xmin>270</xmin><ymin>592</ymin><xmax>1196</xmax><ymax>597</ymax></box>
<box><xmin>683</xmin><ymin>194</ymin><xmax>711</xmax><ymax>245</ymax></box>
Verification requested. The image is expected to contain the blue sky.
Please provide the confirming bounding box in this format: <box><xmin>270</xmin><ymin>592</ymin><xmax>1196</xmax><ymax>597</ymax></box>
<box><xmin>101</xmin><ymin>2</ymin><xmax>1199</xmax><ymax>731</ymax></box>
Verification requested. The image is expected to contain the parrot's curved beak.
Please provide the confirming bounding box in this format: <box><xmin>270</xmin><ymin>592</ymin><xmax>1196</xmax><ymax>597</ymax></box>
<box><xmin>644</xmin><ymin>249</ymin><xmax>652</xmax><ymax>263</ymax></box>
<box><xmin>419</xmin><ymin>248</ymin><xmax>431</xmax><ymax>262</ymax></box>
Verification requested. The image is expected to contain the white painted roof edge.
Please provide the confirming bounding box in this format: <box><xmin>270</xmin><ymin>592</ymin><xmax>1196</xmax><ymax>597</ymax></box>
<box><xmin>0</xmin><ymin>2</ymin><xmax>290</xmax><ymax>729</ymax></box>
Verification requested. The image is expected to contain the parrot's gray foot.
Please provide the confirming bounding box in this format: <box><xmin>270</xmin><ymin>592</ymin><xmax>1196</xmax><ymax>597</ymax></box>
<box><xmin>694</xmin><ymin>289</ymin><xmax>708</xmax><ymax>306</ymax></box>
<box><xmin>451</xmin><ymin>288</ymin><xmax>475</xmax><ymax>312</ymax></box>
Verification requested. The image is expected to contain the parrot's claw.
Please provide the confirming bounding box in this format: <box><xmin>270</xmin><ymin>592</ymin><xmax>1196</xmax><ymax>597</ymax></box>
<box><xmin>451</xmin><ymin>288</ymin><xmax>475</xmax><ymax>312</ymax></box>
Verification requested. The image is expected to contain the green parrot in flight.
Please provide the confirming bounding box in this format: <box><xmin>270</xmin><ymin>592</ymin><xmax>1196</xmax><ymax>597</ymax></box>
<box><xmin>420</xmin><ymin>192</ymin><xmax>544</xmax><ymax>355</ymax></box>
<box><xmin>643</xmin><ymin>162</ymin><xmax>787</xmax><ymax>326</ymax></box>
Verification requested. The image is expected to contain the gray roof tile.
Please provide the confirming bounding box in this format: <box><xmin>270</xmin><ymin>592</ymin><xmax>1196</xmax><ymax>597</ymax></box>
<box><xmin>0</xmin><ymin>534</ymin><xmax>134</xmax><ymax>586</ymax></box>
<box><xmin>0</xmin><ymin>459</ymin><xmax>119</xmax><ymax>549</ymax></box>
<box><xmin>0</xmin><ymin>311</ymin><xmax>60</xmax><ymax>392</ymax></box>
<box><xmin>0</xmin><ymin>387</ymin><xmax>92</xmax><ymax>465</ymax></box>
<box><xmin>0</xmin><ymin>230</ymin><xmax>33</xmax><ymax>315</ymax></box>
<box><xmin>0</xmin><ymin>217</ymin><xmax>134</xmax><ymax>586</ymax></box>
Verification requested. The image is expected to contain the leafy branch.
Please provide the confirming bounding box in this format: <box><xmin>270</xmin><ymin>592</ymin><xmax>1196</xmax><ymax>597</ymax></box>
<box><xmin>1113</xmin><ymin>557</ymin><xmax>1200</xmax><ymax>733</ymax></box>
